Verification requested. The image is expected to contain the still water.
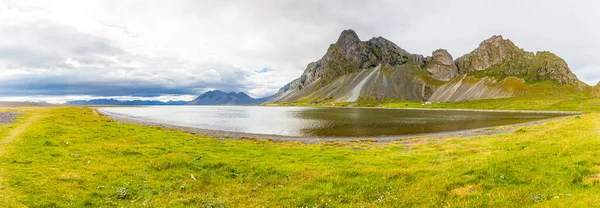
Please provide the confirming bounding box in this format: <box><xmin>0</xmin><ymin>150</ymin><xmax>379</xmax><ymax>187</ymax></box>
<box><xmin>98</xmin><ymin>106</ymin><xmax>565</xmax><ymax>137</ymax></box>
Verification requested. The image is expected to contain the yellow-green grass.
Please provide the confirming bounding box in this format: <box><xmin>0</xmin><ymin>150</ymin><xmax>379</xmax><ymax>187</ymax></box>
<box><xmin>381</xmin><ymin>96</ymin><xmax>600</xmax><ymax>112</ymax></box>
<box><xmin>274</xmin><ymin>82</ymin><xmax>600</xmax><ymax>113</ymax></box>
<box><xmin>1</xmin><ymin>107</ymin><xmax>600</xmax><ymax>207</ymax></box>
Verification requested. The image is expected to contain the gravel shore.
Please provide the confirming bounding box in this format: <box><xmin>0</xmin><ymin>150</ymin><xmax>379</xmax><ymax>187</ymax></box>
<box><xmin>0</xmin><ymin>101</ymin><xmax>52</xmax><ymax>107</ymax></box>
<box><xmin>97</xmin><ymin>108</ymin><xmax>577</xmax><ymax>144</ymax></box>
<box><xmin>0</xmin><ymin>112</ymin><xmax>18</xmax><ymax>124</ymax></box>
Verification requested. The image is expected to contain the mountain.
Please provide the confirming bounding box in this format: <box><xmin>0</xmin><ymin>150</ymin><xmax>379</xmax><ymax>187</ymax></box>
<box><xmin>267</xmin><ymin>30</ymin><xmax>581</xmax><ymax>104</ymax></box>
<box><xmin>455</xmin><ymin>35</ymin><xmax>578</xmax><ymax>84</ymax></box>
<box><xmin>187</xmin><ymin>90</ymin><xmax>272</xmax><ymax>105</ymax></box>
<box><xmin>66</xmin><ymin>99</ymin><xmax>187</xmax><ymax>105</ymax></box>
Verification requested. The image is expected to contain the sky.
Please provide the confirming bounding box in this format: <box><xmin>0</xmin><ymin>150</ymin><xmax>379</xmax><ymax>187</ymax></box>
<box><xmin>0</xmin><ymin>0</ymin><xmax>599</xmax><ymax>103</ymax></box>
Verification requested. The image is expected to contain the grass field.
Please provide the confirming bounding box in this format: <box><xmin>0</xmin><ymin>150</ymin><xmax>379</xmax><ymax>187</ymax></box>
<box><xmin>272</xmin><ymin>82</ymin><xmax>600</xmax><ymax>113</ymax></box>
<box><xmin>0</xmin><ymin>106</ymin><xmax>600</xmax><ymax>207</ymax></box>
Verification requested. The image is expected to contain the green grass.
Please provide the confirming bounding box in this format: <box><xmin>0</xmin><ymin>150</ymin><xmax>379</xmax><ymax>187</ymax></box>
<box><xmin>1</xmin><ymin>107</ymin><xmax>600</xmax><ymax>207</ymax></box>
<box><xmin>275</xmin><ymin>82</ymin><xmax>600</xmax><ymax>113</ymax></box>
<box><xmin>382</xmin><ymin>82</ymin><xmax>600</xmax><ymax>112</ymax></box>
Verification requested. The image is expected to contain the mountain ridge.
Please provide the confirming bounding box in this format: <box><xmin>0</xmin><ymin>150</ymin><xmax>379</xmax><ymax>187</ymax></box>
<box><xmin>267</xmin><ymin>30</ymin><xmax>582</xmax><ymax>104</ymax></box>
<box><xmin>66</xmin><ymin>99</ymin><xmax>187</xmax><ymax>105</ymax></box>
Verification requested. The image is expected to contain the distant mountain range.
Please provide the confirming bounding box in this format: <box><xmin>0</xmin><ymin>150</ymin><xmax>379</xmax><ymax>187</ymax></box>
<box><xmin>266</xmin><ymin>29</ymin><xmax>583</xmax><ymax>104</ymax></box>
<box><xmin>67</xmin><ymin>91</ymin><xmax>272</xmax><ymax>106</ymax></box>
<box><xmin>187</xmin><ymin>90</ymin><xmax>271</xmax><ymax>105</ymax></box>
<box><xmin>66</xmin><ymin>99</ymin><xmax>187</xmax><ymax>105</ymax></box>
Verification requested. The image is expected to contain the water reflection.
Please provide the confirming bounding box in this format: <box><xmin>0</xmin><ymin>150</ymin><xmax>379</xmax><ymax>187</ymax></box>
<box><xmin>98</xmin><ymin>106</ymin><xmax>564</xmax><ymax>137</ymax></box>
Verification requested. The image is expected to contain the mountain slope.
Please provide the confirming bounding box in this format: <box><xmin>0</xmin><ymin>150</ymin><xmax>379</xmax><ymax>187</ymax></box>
<box><xmin>428</xmin><ymin>76</ymin><xmax>526</xmax><ymax>102</ymax></box>
<box><xmin>267</xmin><ymin>30</ymin><xmax>450</xmax><ymax>104</ymax></box>
<box><xmin>268</xmin><ymin>30</ymin><xmax>582</xmax><ymax>104</ymax></box>
<box><xmin>187</xmin><ymin>90</ymin><xmax>270</xmax><ymax>105</ymax></box>
<box><xmin>66</xmin><ymin>99</ymin><xmax>187</xmax><ymax>105</ymax></box>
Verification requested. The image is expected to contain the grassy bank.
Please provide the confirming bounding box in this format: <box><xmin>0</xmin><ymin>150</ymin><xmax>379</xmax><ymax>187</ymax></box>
<box><xmin>271</xmin><ymin>82</ymin><xmax>600</xmax><ymax>113</ymax></box>
<box><xmin>0</xmin><ymin>107</ymin><xmax>600</xmax><ymax>207</ymax></box>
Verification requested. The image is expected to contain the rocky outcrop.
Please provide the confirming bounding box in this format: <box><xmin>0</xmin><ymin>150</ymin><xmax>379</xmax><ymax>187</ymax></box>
<box><xmin>268</xmin><ymin>30</ymin><xmax>582</xmax><ymax>104</ymax></box>
<box><xmin>528</xmin><ymin>51</ymin><xmax>579</xmax><ymax>84</ymax></box>
<box><xmin>456</xmin><ymin>35</ymin><xmax>579</xmax><ymax>84</ymax></box>
<box><xmin>456</xmin><ymin>35</ymin><xmax>525</xmax><ymax>73</ymax></box>
<box><xmin>425</xmin><ymin>49</ymin><xmax>459</xmax><ymax>81</ymax></box>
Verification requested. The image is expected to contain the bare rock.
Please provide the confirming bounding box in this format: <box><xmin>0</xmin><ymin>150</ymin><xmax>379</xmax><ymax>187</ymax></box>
<box><xmin>0</xmin><ymin>112</ymin><xmax>18</xmax><ymax>124</ymax></box>
<box><xmin>455</xmin><ymin>35</ymin><xmax>579</xmax><ymax>84</ymax></box>
<box><xmin>425</xmin><ymin>49</ymin><xmax>459</xmax><ymax>81</ymax></box>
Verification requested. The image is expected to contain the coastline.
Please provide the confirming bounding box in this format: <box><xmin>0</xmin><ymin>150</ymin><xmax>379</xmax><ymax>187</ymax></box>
<box><xmin>96</xmin><ymin>107</ymin><xmax>579</xmax><ymax>144</ymax></box>
<box><xmin>263</xmin><ymin>103</ymin><xmax>583</xmax><ymax>114</ymax></box>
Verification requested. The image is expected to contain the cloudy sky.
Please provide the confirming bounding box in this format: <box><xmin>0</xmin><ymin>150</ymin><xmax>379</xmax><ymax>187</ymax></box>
<box><xmin>1</xmin><ymin>0</ymin><xmax>599</xmax><ymax>103</ymax></box>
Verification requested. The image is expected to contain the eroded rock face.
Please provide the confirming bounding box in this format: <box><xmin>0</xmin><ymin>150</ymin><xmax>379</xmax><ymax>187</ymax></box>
<box><xmin>455</xmin><ymin>35</ymin><xmax>527</xmax><ymax>73</ymax></box>
<box><xmin>428</xmin><ymin>76</ymin><xmax>526</xmax><ymax>102</ymax></box>
<box><xmin>425</xmin><ymin>49</ymin><xmax>459</xmax><ymax>81</ymax></box>
<box><xmin>455</xmin><ymin>35</ymin><xmax>579</xmax><ymax>84</ymax></box>
<box><xmin>529</xmin><ymin>51</ymin><xmax>579</xmax><ymax>84</ymax></box>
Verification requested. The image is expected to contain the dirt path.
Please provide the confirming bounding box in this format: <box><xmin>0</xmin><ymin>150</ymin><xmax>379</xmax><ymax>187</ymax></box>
<box><xmin>0</xmin><ymin>112</ymin><xmax>43</xmax><ymax>207</ymax></box>
<box><xmin>1</xmin><ymin>113</ymin><xmax>42</xmax><ymax>154</ymax></box>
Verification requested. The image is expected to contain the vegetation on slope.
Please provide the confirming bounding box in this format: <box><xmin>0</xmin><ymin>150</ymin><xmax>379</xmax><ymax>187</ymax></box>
<box><xmin>273</xmin><ymin>81</ymin><xmax>600</xmax><ymax>113</ymax></box>
<box><xmin>270</xmin><ymin>32</ymin><xmax>582</xmax><ymax>104</ymax></box>
<box><xmin>1</xmin><ymin>107</ymin><xmax>600</xmax><ymax>207</ymax></box>
<box><xmin>457</xmin><ymin>36</ymin><xmax>578</xmax><ymax>85</ymax></box>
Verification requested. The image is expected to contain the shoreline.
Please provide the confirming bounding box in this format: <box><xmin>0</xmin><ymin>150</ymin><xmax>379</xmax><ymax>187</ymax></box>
<box><xmin>96</xmin><ymin>107</ymin><xmax>579</xmax><ymax>144</ymax></box>
<box><xmin>263</xmin><ymin>104</ymin><xmax>582</xmax><ymax>114</ymax></box>
<box><xmin>98</xmin><ymin>103</ymin><xmax>582</xmax><ymax>115</ymax></box>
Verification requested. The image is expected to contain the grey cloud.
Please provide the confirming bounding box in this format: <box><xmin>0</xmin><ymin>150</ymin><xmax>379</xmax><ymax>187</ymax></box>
<box><xmin>1</xmin><ymin>0</ymin><xmax>599</xmax><ymax>101</ymax></box>
<box><xmin>0</xmin><ymin>73</ymin><xmax>196</xmax><ymax>97</ymax></box>
<box><xmin>0</xmin><ymin>21</ymin><xmax>124</xmax><ymax>69</ymax></box>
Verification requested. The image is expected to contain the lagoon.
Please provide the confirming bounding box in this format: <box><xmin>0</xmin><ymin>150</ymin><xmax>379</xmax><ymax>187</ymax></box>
<box><xmin>97</xmin><ymin>106</ymin><xmax>569</xmax><ymax>138</ymax></box>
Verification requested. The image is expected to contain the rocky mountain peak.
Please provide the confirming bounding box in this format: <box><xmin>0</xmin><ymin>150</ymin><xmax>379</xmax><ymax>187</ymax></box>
<box><xmin>431</xmin><ymin>49</ymin><xmax>454</xmax><ymax>63</ymax></box>
<box><xmin>426</xmin><ymin>49</ymin><xmax>459</xmax><ymax>81</ymax></box>
<box><xmin>482</xmin><ymin>35</ymin><xmax>506</xmax><ymax>43</ymax></box>
<box><xmin>456</xmin><ymin>35</ymin><xmax>529</xmax><ymax>73</ymax></box>
<box><xmin>477</xmin><ymin>35</ymin><xmax>519</xmax><ymax>51</ymax></box>
<box><xmin>481</xmin><ymin>35</ymin><xmax>518</xmax><ymax>51</ymax></box>
<box><xmin>267</xmin><ymin>30</ymin><xmax>583</xmax><ymax>104</ymax></box>
<box><xmin>318</xmin><ymin>29</ymin><xmax>413</xmax><ymax>81</ymax></box>
<box><xmin>455</xmin><ymin>35</ymin><xmax>579</xmax><ymax>84</ymax></box>
<box><xmin>336</xmin><ymin>29</ymin><xmax>361</xmax><ymax>45</ymax></box>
